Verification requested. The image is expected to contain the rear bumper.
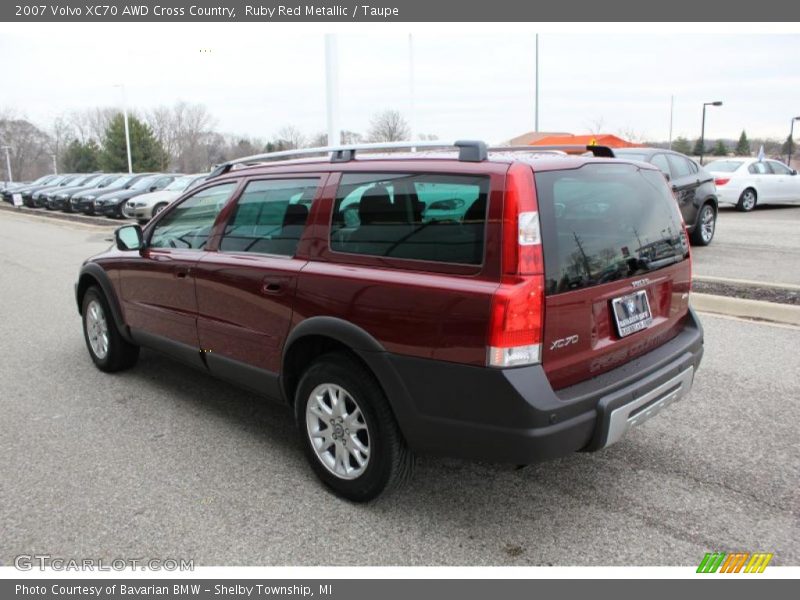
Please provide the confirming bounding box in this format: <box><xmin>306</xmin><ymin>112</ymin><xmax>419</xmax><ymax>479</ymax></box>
<box><xmin>382</xmin><ymin>308</ymin><xmax>704</xmax><ymax>464</ymax></box>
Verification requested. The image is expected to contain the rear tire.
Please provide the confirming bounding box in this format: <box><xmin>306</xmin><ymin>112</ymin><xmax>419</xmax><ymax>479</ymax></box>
<box><xmin>81</xmin><ymin>286</ymin><xmax>139</xmax><ymax>372</ymax></box>
<box><xmin>295</xmin><ymin>353</ymin><xmax>414</xmax><ymax>502</ymax></box>
<box><xmin>690</xmin><ymin>203</ymin><xmax>716</xmax><ymax>246</ymax></box>
<box><xmin>736</xmin><ymin>188</ymin><xmax>757</xmax><ymax>212</ymax></box>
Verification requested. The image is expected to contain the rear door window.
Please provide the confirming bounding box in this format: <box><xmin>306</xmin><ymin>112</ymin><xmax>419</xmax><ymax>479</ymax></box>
<box><xmin>220</xmin><ymin>178</ymin><xmax>318</xmax><ymax>256</ymax></box>
<box><xmin>330</xmin><ymin>173</ymin><xmax>489</xmax><ymax>265</ymax></box>
<box><xmin>535</xmin><ymin>164</ymin><xmax>689</xmax><ymax>294</ymax></box>
<box><xmin>749</xmin><ymin>162</ymin><xmax>769</xmax><ymax>174</ymax></box>
<box><xmin>650</xmin><ymin>154</ymin><xmax>670</xmax><ymax>176</ymax></box>
<box><xmin>666</xmin><ymin>154</ymin><xmax>693</xmax><ymax>179</ymax></box>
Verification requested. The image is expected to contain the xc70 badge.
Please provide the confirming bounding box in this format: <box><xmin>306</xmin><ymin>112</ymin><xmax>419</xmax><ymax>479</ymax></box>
<box><xmin>550</xmin><ymin>335</ymin><xmax>579</xmax><ymax>350</ymax></box>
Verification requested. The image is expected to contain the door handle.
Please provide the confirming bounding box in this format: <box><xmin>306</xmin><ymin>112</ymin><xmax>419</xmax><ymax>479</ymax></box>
<box><xmin>261</xmin><ymin>280</ymin><xmax>283</xmax><ymax>295</ymax></box>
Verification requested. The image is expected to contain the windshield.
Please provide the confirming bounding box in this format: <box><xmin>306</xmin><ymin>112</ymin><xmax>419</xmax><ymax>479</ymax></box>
<box><xmin>536</xmin><ymin>164</ymin><xmax>689</xmax><ymax>295</ymax></box>
<box><xmin>130</xmin><ymin>175</ymin><xmax>159</xmax><ymax>190</ymax></box>
<box><xmin>165</xmin><ymin>176</ymin><xmax>195</xmax><ymax>191</ymax></box>
<box><xmin>614</xmin><ymin>151</ymin><xmax>649</xmax><ymax>162</ymax></box>
<box><xmin>79</xmin><ymin>175</ymin><xmax>104</xmax><ymax>186</ymax></box>
<box><xmin>705</xmin><ymin>160</ymin><xmax>743</xmax><ymax>173</ymax></box>
<box><xmin>97</xmin><ymin>175</ymin><xmax>119</xmax><ymax>186</ymax></box>
<box><xmin>112</xmin><ymin>175</ymin><xmax>135</xmax><ymax>187</ymax></box>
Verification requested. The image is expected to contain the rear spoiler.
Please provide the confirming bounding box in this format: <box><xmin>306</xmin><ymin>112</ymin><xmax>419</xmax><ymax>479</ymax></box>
<box><xmin>489</xmin><ymin>145</ymin><xmax>617</xmax><ymax>158</ymax></box>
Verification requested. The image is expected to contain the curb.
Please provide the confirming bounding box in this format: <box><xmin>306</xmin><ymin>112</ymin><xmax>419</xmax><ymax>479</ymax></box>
<box><xmin>694</xmin><ymin>275</ymin><xmax>800</xmax><ymax>292</ymax></box>
<box><xmin>0</xmin><ymin>203</ymin><xmax>122</xmax><ymax>227</ymax></box>
<box><xmin>690</xmin><ymin>292</ymin><xmax>800</xmax><ymax>327</ymax></box>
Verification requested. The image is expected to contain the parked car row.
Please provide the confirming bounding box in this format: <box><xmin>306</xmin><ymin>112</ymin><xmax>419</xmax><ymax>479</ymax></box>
<box><xmin>1</xmin><ymin>171</ymin><xmax>208</xmax><ymax>223</ymax></box>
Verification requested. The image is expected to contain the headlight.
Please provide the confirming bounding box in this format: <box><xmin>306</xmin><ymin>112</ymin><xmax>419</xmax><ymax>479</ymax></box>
<box><xmin>85</xmin><ymin>196</ymin><xmax>95</xmax><ymax>201</ymax></box>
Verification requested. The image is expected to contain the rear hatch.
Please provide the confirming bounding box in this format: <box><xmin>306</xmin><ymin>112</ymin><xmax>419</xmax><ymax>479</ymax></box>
<box><xmin>534</xmin><ymin>161</ymin><xmax>692</xmax><ymax>389</ymax></box>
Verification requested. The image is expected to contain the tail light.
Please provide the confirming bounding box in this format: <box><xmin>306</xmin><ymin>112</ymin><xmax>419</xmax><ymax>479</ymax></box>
<box><xmin>714</xmin><ymin>178</ymin><xmax>729</xmax><ymax>186</ymax></box>
<box><xmin>487</xmin><ymin>163</ymin><xmax>545</xmax><ymax>368</ymax></box>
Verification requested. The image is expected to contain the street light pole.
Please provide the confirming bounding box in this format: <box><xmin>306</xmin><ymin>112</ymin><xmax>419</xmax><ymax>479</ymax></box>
<box><xmin>114</xmin><ymin>84</ymin><xmax>133</xmax><ymax>174</ymax></box>
<box><xmin>408</xmin><ymin>34</ymin><xmax>416</xmax><ymax>141</ymax></box>
<box><xmin>700</xmin><ymin>100</ymin><xmax>723</xmax><ymax>165</ymax></box>
<box><xmin>1</xmin><ymin>145</ymin><xmax>12</xmax><ymax>182</ymax></box>
<box><xmin>324</xmin><ymin>34</ymin><xmax>341</xmax><ymax>147</ymax></box>
<box><xmin>50</xmin><ymin>153</ymin><xmax>58</xmax><ymax>174</ymax></box>
<box><xmin>534</xmin><ymin>33</ymin><xmax>539</xmax><ymax>132</ymax></box>
<box><xmin>787</xmin><ymin>117</ymin><xmax>800</xmax><ymax>166</ymax></box>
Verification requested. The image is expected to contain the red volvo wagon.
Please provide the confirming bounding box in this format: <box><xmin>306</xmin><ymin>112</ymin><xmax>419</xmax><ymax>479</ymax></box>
<box><xmin>76</xmin><ymin>141</ymin><xmax>703</xmax><ymax>501</ymax></box>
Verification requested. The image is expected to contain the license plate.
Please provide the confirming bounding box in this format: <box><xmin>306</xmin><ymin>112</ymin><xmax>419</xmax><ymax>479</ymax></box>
<box><xmin>611</xmin><ymin>290</ymin><xmax>653</xmax><ymax>337</ymax></box>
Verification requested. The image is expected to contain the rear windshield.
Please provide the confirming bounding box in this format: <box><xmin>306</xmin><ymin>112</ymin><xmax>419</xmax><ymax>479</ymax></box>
<box><xmin>535</xmin><ymin>163</ymin><xmax>689</xmax><ymax>295</ymax></box>
<box><xmin>704</xmin><ymin>160</ymin><xmax>743</xmax><ymax>172</ymax></box>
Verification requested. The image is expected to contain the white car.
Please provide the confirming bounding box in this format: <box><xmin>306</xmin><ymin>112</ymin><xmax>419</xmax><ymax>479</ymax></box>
<box><xmin>705</xmin><ymin>158</ymin><xmax>800</xmax><ymax>212</ymax></box>
<box><xmin>123</xmin><ymin>173</ymin><xmax>207</xmax><ymax>223</ymax></box>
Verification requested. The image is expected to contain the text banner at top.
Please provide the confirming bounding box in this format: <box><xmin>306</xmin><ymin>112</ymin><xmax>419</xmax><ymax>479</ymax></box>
<box><xmin>4</xmin><ymin>0</ymin><xmax>800</xmax><ymax>22</ymax></box>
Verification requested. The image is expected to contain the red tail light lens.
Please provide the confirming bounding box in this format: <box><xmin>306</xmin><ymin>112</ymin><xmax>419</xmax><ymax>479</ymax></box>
<box><xmin>714</xmin><ymin>178</ymin><xmax>729</xmax><ymax>186</ymax></box>
<box><xmin>488</xmin><ymin>163</ymin><xmax>545</xmax><ymax>367</ymax></box>
<box><xmin>488</xmin><ymin>276</ymin><xmax>544</xmax><ymax>367</ymax></box>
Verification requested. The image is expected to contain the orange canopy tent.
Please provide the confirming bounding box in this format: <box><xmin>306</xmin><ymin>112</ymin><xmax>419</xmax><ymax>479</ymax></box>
<box><xmin>529</xmin><ymin>134</ymin><xmax>642</xmax><ymax>151</ymax></box>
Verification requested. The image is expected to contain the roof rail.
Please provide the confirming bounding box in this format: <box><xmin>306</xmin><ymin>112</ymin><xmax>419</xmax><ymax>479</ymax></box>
<box><xmin>207</xmin><ymin>139</ymin><xmax>489</xmax><ymax>178</ymax></box>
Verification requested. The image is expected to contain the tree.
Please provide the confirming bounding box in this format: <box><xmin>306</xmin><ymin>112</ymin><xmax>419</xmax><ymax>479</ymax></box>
<box><xmin>713</xmin><ymin>140</ymin><xmax>728</xmax><ymax>156</ymax></box>
<box><xmin>672</xmin><ymin>137</ymin><xmax>691</xmax><ymax>155</ymax></box>
<box><xmin>0</xmin><ymin>110</ymin><xmax>53</xmax><ymax>180</ymax></box>
<box><xmin>147</xmin><ymin>101</ymin><xmax>216</xmax><ymax>172</ymax></box>
<box><xmin>367</xmin><ymin>110</ymin><xmax>410</xmax><ymax>142</ymax></box>
<box><xmin>61</xmin><ymin>139</ymin><xmax>100</xmax><ymax>172</ymax></box>
<box><xmin>735</xmin><ymin>130</ymin><xmax>750</xmax><ymax>156</ymax></box>
<box><xmin>781</xmin><ymin>134</ymin><xmax>794</xmax><ymax>157</ymax></box>
<box><xmin>692</xmin><ymin>138</ymin><xmax>706</xmax><ymax>156</ymax></box>
<box><xmin>99</xmin><ymin>113</ymin><xmax>166</xmax><ymax>172</ymax></box>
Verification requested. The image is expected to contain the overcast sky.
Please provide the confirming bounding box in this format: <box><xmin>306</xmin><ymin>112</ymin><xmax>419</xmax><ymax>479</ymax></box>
<box><xmin>1</xmin><ymin>24</ymin><xmax>798</xmax><ymax>143</ymax></box>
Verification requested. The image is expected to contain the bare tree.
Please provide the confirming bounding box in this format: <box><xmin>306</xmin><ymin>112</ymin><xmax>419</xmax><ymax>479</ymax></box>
<box><xmin>367</xmin><ymin>110</ymin><xmax>410</xmax><ymax>142</ymax></box>
<box><xmin>585</xmin><ymin>116</ymin><xmax>606</xmax><ymax>135</ymax></box>
<box><xmin>145</xmin><ymin>101</ymin><xmax>217</xmax><ymax>172</ymax></box>
<box><xmin>0</xmin><ymin>108</ymin><xmax>53</xmax><ymax>180</ymax></box>
<box><xmin>272</xmin><ymin>126</ymin><xmax>306</xmax><ymax>150</ymax></box>
<box><xmin>616</xmin><ymin>127</ymin><xmax>647</xmax><ymax>144</ymax></box>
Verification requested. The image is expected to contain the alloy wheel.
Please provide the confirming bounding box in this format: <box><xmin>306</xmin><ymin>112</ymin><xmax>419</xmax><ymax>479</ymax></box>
<box><xmin>305</xmin><ymin>383</ymin><xmax>371</xmax><ymax>480</ymax></box>
<box><xmin>85</xmin><ymin>299</ymin><xmax>109</xmax><ymax>359</ymax></box>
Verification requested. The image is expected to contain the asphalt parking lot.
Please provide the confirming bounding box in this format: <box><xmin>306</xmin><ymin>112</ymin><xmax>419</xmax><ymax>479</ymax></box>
<box><xmin>0</xmin><ymin>211</ymin><xmax>798</xmax><ymax>566</ymax></box>
<box><xmin>692</xmin><ymin>203</ymin><xmax>800</xmax><ymax>286</ymax></box>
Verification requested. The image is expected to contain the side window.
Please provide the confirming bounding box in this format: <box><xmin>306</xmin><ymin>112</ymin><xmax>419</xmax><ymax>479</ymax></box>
<box><xmin>650</xmin><ymin>154</ymin><xmax>671</xmax><ymax>176</ymax></box>
<box><xmin>748</xmin><ymin>162</ymin><xmax>769</xmax><ymax>175</ymax></box>
<box><xmin>666</xmin><ymin>154</ymin><xmax>692</xmax><ymax>179</ymax></box>
<box><xmin>768</xmin><ymin>161</ymin><xmax>792</xmax><ymax>175</ymax></box>
<box><xmin>219</xmin><ymin>178</ymin><xmax>318</xmax><ymax>256</ymax></box>
<box><xmin>330</xmin><ymin>173</ymin><xmax>489</xmax><ymax>265</ymax></box>
<box><xmin>687</xmin><ymin>160</ymin><xmax>699</xmax><ymax>174</ymax></box>
<box><xmin>149</xmin><ymin>183</ymin><xmax>236</xmax><ymax>250</ymax></box>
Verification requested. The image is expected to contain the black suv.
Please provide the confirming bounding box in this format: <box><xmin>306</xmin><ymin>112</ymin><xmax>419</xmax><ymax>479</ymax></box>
<box><xmin>610</xmin><ymin>148</ymin><xmax>718</xmax><ymax>246</ymax></box>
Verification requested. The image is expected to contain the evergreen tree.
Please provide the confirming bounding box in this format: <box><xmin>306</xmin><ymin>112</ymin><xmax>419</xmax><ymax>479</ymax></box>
<box><xmin>692</xmin><ymin>138</ymin><xmax>706</xmax><ymax>156</ymax></box>
<box><xmin>735</xmin><ymin>130</ymin><xmax>750</xmax><ymax>156</ymax></box>
<box><xmin>60</xmin><ymin>139</ymin><xmax>100</xmax><ymax>172</ymax></box>
<box><xmin>100</xmin><ymin>113</ymin><xmax>166</xmax><ymax>172</ymax></box>
<box><xmin>713</xmin><ymin>140</ymin><xmax>728</xmax><ymax>156</ymax></box>
<box><xmin>781</xmin><ymin>134</ymin><xmax>794</xmax><ymax>157</ymax></box>
<box><xmin>672</xmin><ymin>137</ymin><xmax>691</xmax><ymax>155</ymax></box>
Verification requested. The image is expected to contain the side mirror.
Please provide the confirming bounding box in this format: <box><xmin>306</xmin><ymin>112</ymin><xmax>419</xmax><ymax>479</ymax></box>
<box><xmin>149</xmin><ymin>185</ymin><xmax>158</xmax><ymax>192</ymax></box>
<box><xmin>115</xmin><ymin>225</ymin><xmax>143</xmax><ymax>251</ymax></box>
<box><xmin>662</xmin><ymin>171</ymin><xmax>671</xmax><ymax>182</ymax></box>
<box><xmin>792</xmin><ymin>169</ymin><xmax>798</xmax><ymax>176</ymax></box>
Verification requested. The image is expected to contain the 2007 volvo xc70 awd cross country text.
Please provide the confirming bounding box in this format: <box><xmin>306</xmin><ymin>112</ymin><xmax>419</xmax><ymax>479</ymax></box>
<box><xmin>75</xmin><ymin>140</ymin><xmax>703</xmax><ymax>502</ymax></box>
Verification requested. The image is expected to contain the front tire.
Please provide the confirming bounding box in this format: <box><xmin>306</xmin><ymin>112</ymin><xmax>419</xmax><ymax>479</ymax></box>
<box><xmin>82</xmin><ymin>286</ymin><xmax>139</xmax><ymax>372</ymax></box>
<box><xmin>152</xmin><ymin>202</ymin><xmax>168</xmax><ymax>218</ymax></box>
<box><xmin>736</xmin><ymin>188</ymin><xmax>757</xmax><ymax>212</ymax></box>
<box><xmin>690</xmin><ymin>203</ymin><xmax>716</xmax><ymax>246</ymax></box>
<box><xmin>295</xmin><ymin>353</ymin><xmax>414</xmax><ymax>502</ymax></box>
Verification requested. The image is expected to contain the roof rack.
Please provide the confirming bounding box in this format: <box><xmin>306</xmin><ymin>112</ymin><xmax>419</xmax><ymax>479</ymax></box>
<box><xmin>206</xmin><ymin>141</ymin><xmax>615</xmax><ymax>178</ymax></box>
<box><xmin>208</xmin><ymin>140</ymin><xmax>489</xmax><ymax>178</ymax></box>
